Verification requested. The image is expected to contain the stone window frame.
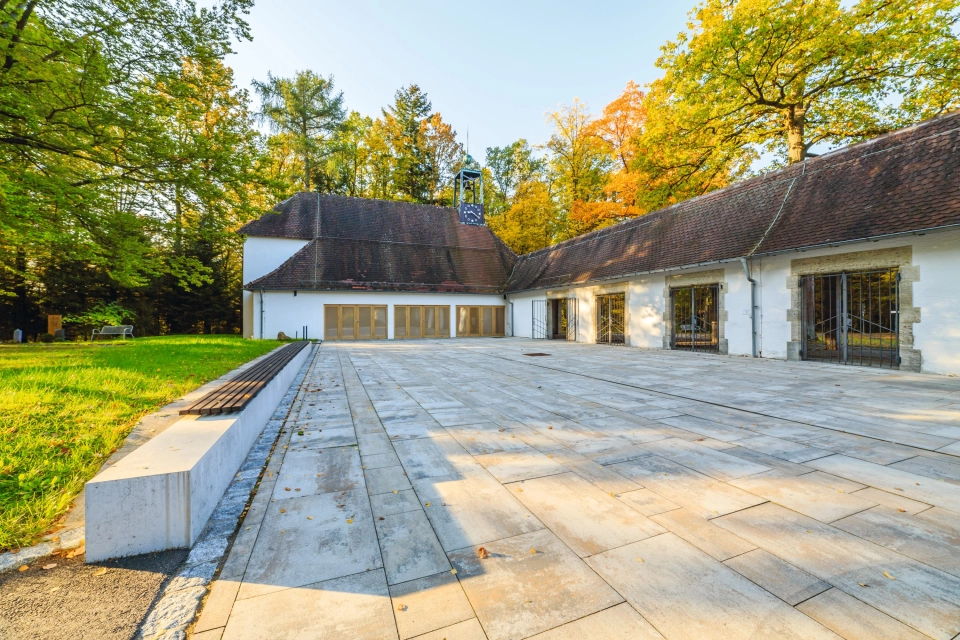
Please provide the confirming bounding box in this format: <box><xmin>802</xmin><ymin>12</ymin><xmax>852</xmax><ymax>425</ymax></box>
<box><xmin>662</xmin><ymin>269</ymin><xmax>729</xmax><ymax>354</ymax></box>
<box><xmin>785</xmin><ymin>245</ymin><xmax>920</xmax><ymax>372</ymax></box>
<box><xmin>585</xmin><ymin>282</ymin><xmax>629</xmax><ymax>345</ymax></box>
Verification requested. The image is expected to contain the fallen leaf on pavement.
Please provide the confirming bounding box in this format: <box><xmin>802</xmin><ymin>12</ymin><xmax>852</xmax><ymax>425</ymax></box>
<box><xmin>307</xmin><ymin>516</ymin><xmax>313</xmax><ymax>520</ymax></box>
<box><xmin>392</xmin><ymin>490</ymin><xmax>399</xmax><ymax>494</ymax></box>
<box><xmin>42</xmin><ymin>563</ymin><xmax>57</xmax><ymax>570</ymax></box>
<box><xmin>94</xmin><ymin>568</ymin><xmax>107</xmax><ymax>576</ymax></box>
<box><xmin>347</xmin><ymin>519</ymin><xmax>354</xmax><ymax>524</ymax></box>
<box><xmin>477</xmin><ymin>547</ymin><xmax>489</xmax><ymax>559</ymax></box>
<box><xmin>18</xmin><ymin>565</ymin><xmax>28</xmax><ymax>572</ymax></box>
<box><xmin>396</xmin><ymin>604</ymin><xmax>406</xmax><ymax>612</ymax></box>
<box><xmin>884</xmin><ymin>571</ymin><xmax>896</xmax><ymax>580</ymax></box>
<box><xmin>279</xmin><ymin>508</ymin><xmax>286</xmax><ymax>514</ymax></box>
<box><xmin>450</xmin><ymin>568</ymin><xmax>457</xmax><ymax>575</ymax></box>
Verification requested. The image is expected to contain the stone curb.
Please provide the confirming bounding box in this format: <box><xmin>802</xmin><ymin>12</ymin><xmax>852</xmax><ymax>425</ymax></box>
<box><xmin>0</xmin><ymin>345</ymin><xmax>293</xmax><ymax>574</ymax></box>
<box><xmin>135</xmin><ymin>345</ymin><xmax>317</xmax><ymax>640</ymax></box>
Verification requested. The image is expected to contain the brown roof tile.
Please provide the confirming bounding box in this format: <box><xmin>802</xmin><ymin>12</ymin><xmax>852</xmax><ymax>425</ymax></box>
<box><xmin>242</xmin><ymin>195</ymin><xmax>516</xmax><ymax>293</ymax></box>
<box><xmin>507</xmin><ymin>111</ymin><xmax>960</xmax><ymax>292</ymax></box>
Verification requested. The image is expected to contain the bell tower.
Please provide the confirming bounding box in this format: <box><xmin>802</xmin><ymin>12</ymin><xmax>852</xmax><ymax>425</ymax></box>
<box><xmin>453</xmin><ymin>165</ymin><xmax>484</xmax><ymax>225</ymax></box>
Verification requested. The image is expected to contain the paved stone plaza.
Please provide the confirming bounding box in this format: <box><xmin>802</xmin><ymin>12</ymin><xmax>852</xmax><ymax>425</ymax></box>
<box><xmin>193</xmin><ymin>339</ymin><xmax>960</xmax><ymax>640</ymax></box>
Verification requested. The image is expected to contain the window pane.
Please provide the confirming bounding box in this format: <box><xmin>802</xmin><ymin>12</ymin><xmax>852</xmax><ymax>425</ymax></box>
<box><xmin>374</xmin><ymin>307</ymin><xmax>387</xmax><ymax>338</ymax></box>
<box><xmin>469</xmin><ymin>307</ymin><xmax>480</xmax><ymax>335</ymax></box>
<box><xmin>495</xmin><ymin>307</ymin><xmax>504</xmax><ymax>335</ymax></box>
<box><xmin>358</xmin><ymin>306</ymin><xmax>372</xmax><ymax>338</ymax></box>
<box><xmin>325</xmin><ymin>306</ymin><xmax>339</xmax><ymax>340</ymax></box>
<box><xmin>457</xmin><ymin>307</ymin><xmax>467</xmax><ymax>336</ymax></box>
<box><xmin>424</xmin><ymin>307</ymin><xmax>436</xmax><ymax>337</ymax></box>
<box><xmin>409</xmin><ymin>306</ymin><xmax>422</xmax><ymax>337</ymax></box>
<box><xmin>439</xmin><ymin>307</ymin><xmax>450</xmax><ymax>337</ymax></box>
<box><xmin>341</xmin><ymin>306</ymin><xmax>355</xmax><ymax>339</ymax></box>
<box><xmin>482</xmin><ymin>307</ymin><xmax>493</xmax><ymax>335</ymax></box>
<box><xmin>394</xmin><ymin>306</ymin><xmax>407</xmax><ymax>338</ymax></box>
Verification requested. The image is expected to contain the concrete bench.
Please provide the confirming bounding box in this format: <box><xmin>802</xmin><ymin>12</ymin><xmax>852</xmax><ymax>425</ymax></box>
<box><xmin>84</xmin><ymin>342</ymin><xmax>314</xmax><ymax>562</ymax></box>
<box><xmin>91</xmin><ymin>325</ymin><xmax>134</xmax><ymax>340</ymax></box>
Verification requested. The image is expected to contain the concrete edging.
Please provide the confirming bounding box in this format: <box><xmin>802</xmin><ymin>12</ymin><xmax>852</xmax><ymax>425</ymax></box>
<box><xmin>84</xmin><ymin>343</ymin><xmax>315</xmax><ymax>562</ymax></box>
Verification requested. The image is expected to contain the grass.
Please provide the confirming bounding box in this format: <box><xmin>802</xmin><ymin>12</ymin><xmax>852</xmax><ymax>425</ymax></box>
<box><xmin>0</xmin><ymin>335</ymin><xmax>281</xmax><ymax>551</ymax></box>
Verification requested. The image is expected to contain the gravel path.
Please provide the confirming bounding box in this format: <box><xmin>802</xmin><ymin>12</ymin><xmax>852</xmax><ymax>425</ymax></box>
<box><xmin>0</xmin><ymin>549</ymin><xmax>187</xmax><ymax>640</ymax></box>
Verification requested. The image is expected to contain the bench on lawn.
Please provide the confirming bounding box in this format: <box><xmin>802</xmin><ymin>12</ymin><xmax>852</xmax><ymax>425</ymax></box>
<box><xmin>91</xmin><ymin>325</ymin><xmax>134</xmax><ymax>340</ymax></box>
<box><xmin>85</xmin><ymin>340</ymin><xmax>315</xmax><ymax>562</ymax></box>
<box><xmin>180</xmin><ymin>340</ymin><xmax>312</xmax><ymax>415</ymax></box>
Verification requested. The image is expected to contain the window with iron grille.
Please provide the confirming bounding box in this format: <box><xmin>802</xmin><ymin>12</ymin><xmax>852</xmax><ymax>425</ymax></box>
<box><xmin>670</xmin><ymin>284</ymin><xmax>720</xmax><ymax>353</ymax></box>
<box><xmin>800</xmin><ymin>269</ymin><xmax>900</xmax><ymax>369</ymax></box>
<box><xmin>596</xmin><ymin>294</ymin><xmax>625</xmax><ymax>344</ymax></box>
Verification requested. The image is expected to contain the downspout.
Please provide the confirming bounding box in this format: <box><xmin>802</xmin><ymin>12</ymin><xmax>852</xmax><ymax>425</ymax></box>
<box><xmin>259</xmin><ymin>289</ymin><xmax>264</xmax><ymax>340</ymax></box>
<box><xmin>740</xmin><ymin>258</ymin><xmax>758</xmax><ymax>358</ymax></box>
<box><xmin>740</xmin><ymin>173</ymin><xmax>799</xmax><ymax>358</ymax></box>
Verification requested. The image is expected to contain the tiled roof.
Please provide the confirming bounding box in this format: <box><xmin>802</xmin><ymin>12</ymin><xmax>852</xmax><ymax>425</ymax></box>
<box><xmin>241</xmin><ymin>112</ymin><xmax>960</xmax><ymax>295</ymax></box>
<box><xmin>506</xmin><ymin>110</ymin><xmax>960</xmax><ymax>292</ymax></box>
<box><xmin>243</xmin><ymin>195</ymin><xmax>516</xmax><ymax>293</ymax></box>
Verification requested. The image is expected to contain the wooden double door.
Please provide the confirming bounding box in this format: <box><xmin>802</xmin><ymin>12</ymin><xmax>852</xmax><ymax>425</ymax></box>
<box><xmin>324</xmin><ymin>305</ymin><xmax>387</xmax><ymax>340</ymax></box>
<box><xmin>456</xmin><ymin>305</ymin><xmax>505</xmax><ymax>337</ymax></box>
<box><xmin>395</xmin><ymin>305</ymin><xmax>450</xmax><ymax>338</ymax></box>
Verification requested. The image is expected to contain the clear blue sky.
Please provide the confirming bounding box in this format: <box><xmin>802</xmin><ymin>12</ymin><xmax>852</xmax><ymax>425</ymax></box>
<box><xmin>226</xmin><ymin>1</ymin><xmax>697</xmax><ymax>159</ymax></box>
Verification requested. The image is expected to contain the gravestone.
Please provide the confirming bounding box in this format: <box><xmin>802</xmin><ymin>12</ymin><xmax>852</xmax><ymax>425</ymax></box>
<box><xmin>54</xmin><ymin>329</ymin><xmax>65</xmax><ymax>341</ymax></box>
<box><xmin>13</xmin><ymin>329</ymin><xmax>22</xmax><ymax>343</ymax></box>
<box><xmin>47</xmin><ymin>314</ymin><xmax>62</xmax><ymax>335</ymax></box>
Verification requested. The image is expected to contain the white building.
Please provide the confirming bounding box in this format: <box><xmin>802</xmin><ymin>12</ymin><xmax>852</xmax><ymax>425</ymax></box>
<box><xmin>242</xmin><ymin>112</ymin><xmax>960</xmax><ymax>375</ymax></box>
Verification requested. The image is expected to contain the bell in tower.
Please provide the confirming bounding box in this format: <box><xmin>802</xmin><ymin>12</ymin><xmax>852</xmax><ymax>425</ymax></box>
<box><xmin>454</xmin><ymin>163</ymin><xmax>484</xmax><ymax>225</ymax></box>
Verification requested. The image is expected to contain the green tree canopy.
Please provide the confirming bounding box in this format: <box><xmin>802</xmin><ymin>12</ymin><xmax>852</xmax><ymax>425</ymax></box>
<box><xmin>647</xmin><ymin>0</ymin><xmax>960</xmax><ymax>169</ymax></box>
<box><xmin>253</xmin><ymin>70</ymin><xmax>345</xmax><ymax>191</ymax></box>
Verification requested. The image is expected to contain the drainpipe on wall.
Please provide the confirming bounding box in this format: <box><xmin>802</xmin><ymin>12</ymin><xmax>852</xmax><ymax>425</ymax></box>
<box><xmin>259</xmin><ymin>289</ymin><xmax>264</xmax><ymax>340</ymax></box>
<box><xmin>740</xmin><ymin>258</ymin><xmax>758</xmax><ymax>358</ymax></box>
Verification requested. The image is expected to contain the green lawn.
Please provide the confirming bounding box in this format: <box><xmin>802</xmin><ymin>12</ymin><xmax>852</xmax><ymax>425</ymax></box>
<box><xmin>0</xmin><ymin>335</ymin><xmax>281</xmax><ymax>550</ymax></box>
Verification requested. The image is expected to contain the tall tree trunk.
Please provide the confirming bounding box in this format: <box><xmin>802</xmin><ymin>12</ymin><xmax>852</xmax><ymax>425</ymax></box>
<box><xmin>14</xmin><ymin>247</ymin><xmax>27</xmax><ymax>334</ymax></box>
<box><xmin>174</xmin><ymin>186</ymin><xmax>182</xmax><ymax>254</ymax></box>
<box><xmin>786</xmin><ymin>105</ymin><xmax>806</xmax><ymax>164</ymax></box>
<box><xmin>303</xmin><ymin>154</ymin><xmax>311</xmax><ymax>191</ymax></box>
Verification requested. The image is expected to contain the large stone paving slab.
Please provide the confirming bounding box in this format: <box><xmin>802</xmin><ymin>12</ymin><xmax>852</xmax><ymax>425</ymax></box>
<box><xmin>222</xmin><ymin>569</ymin><xmax>397</xmax><ymax>640</ymax></box>
<box><xmin>509</xmin><ymin>472</ymin><xmax>665</xmax><ymax>557</ymax></box>
<box><xmin>586</xmin><ymin>532</ymin><xmax>841</xmax><ymax>640</ymax></box>
<box><xmin>448</xmin><ymin>528</ymin><xmax>624</xmax><ymax>640</ymax></box>
<box><xmin>239</xmin><ymin>489</ymin><xmax>382</xmax><ymax>600</ymax></box>
<box><xmin>715</xmin><ymin>502</ymin><xmax>960</xmax><ymax>640</ymax></box>
<box><xmin>203</xmin><ymin>340</ymin><xmax>960</xmax><ymax>640</ymax></box>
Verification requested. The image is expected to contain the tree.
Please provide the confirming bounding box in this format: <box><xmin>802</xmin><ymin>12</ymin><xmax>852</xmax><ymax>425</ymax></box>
<box><xmin>254</xmin><ymin>70</ymin><xmax>345</xmax><ymax>191</ymax></box>
<box><xmin>0</xmin><ymin>0</ymin><xmax>255</xmax><ymax>340</ymax></box>
<box><xmin>589</xmin><ymin>81</ymin><xmax>646</xmax><ymax>216</ymax></box>
<box><xmin>655</xmin><ymin>0</ymin><xmax>960</xmax><ymax>165</ymax></box>
<box><xmin>383</xmin><ymin>85</ymin><xmax>434</xmax><ymax>202</ymax></box>
<box><xmin>545</xmin><ymin>99</ymin><xmax>615</xmax><ymax>238</ymax></box>
<box><xmin>486</xmin><ymin>181</ymin><xmax>558</xmax><ymax>255</ymax></box>
<box><xmin>485</xmin><ymin>140</ymin><xmax>545</xmax><ymax>214</ymax></box>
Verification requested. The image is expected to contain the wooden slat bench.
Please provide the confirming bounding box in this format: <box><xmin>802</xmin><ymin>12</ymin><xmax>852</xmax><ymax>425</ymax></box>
<box><xmin>180</xmin><ymin>341</ymin><xmax>312</xmax><ymax>416</ymax></box>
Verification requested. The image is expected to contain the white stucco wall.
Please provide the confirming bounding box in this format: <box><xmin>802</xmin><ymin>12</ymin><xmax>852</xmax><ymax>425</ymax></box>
<box><xmin>507</xmin><ymin>291</ymin><xmax>544</xmax><ymax>339</ymax></box>
<box><xmin>626</xmin><ymin>275</ymin><xmax>665</xmax><ymax>349</ymax></box>
<box><xmin>252</xmin><ymin>290</ymin><xmax>507</xmax><ymax>341</ymax></box>
<box><xmin>242</xmin><ymin>237</ymin><xmax>311</xmax><ymax>339</ymax></box>
<box><xmin>910</xmin><ymin>228</ymin><xmax>960</xmax><ymax>375</ymax></box>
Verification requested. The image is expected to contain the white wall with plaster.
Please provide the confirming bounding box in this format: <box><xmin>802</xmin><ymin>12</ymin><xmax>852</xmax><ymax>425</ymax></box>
<box><xmin>252</xmin><ymin>290</ymin><xmax>507</xmax><ymax>341</ymax></box>
<box><xmin>242</xmin><ymin>237</ymin><xmax>310</xmax><ymax>339</ymax></box>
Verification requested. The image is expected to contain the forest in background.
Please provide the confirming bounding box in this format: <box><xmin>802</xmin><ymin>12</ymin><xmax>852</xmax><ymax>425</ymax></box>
<box><xmin>2</xmin><ymin>0</ymin><xmax>959</xmax><ymax>339</ymax></box>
